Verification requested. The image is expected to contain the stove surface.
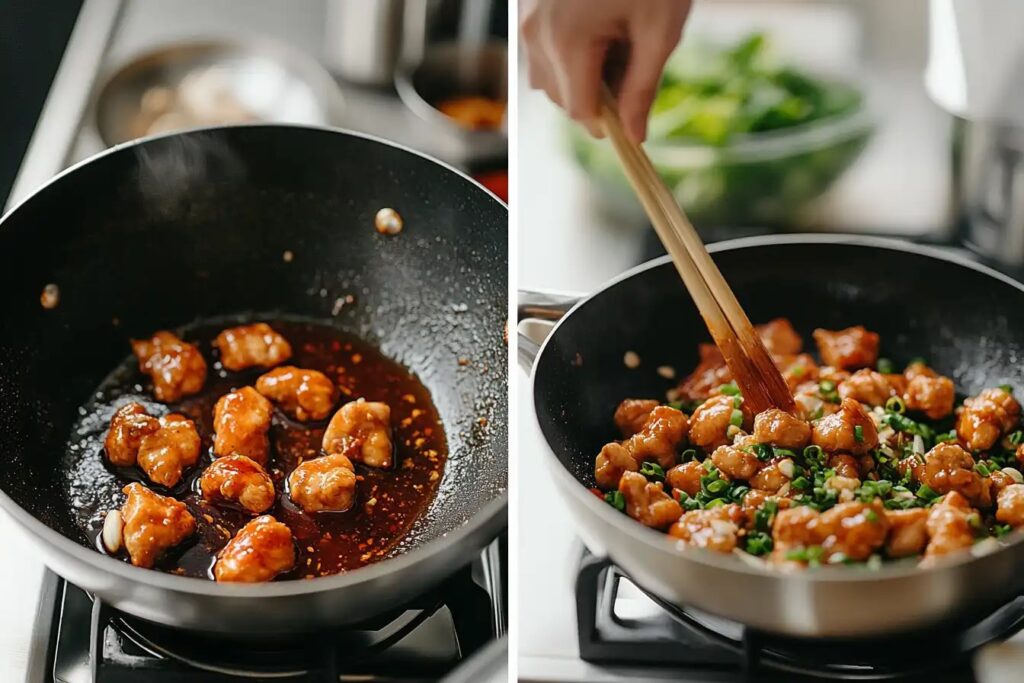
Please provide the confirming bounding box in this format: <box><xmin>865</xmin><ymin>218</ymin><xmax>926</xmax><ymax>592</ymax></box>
<box><xmin>45</xmin><ymin>538</ymin><xmax>504</xmax><ymax>683</ymax></box>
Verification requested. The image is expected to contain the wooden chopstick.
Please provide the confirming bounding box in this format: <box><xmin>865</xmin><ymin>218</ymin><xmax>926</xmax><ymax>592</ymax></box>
<box><xmin>597</xmin><ymin>88</ymin><xmax>795</xmax><ymax>416</ymax></box>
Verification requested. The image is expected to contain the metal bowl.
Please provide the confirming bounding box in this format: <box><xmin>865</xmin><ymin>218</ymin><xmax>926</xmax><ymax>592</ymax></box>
<box><xmin>395</xmin><ymin>41</ymin><xmax>507</xmax><ymax>166</ymax></box>
<box><xmin>94</xmin><ymin>40</ymin><xmax>345</xmax><ymax>146</ymax></box>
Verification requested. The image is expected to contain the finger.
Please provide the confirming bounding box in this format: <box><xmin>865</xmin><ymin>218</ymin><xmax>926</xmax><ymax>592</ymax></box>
<box><xmin>551</xmin><ymin>40</ymin><xmax>608</xmax><ymax>125</ymax></box>
<box><xmin>618</xmin><ymin>18</ymin><xmax>685</xmax><ymax>142</ymax></box>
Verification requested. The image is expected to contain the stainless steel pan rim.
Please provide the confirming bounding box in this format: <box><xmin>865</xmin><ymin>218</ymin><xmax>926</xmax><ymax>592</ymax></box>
<box><xmin>529</xmin><ymin>232</ymin><xmax>1024</xmax><ymax>584</ymax></box>
<box><xmin>0</xmin><ymin>122</ymin><xmax>508</xmax><ymax>599</ymax></box>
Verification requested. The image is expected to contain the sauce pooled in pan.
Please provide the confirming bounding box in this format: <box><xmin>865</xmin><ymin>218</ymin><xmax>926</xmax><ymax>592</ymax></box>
<box><xmin>64</xmin><ymin>319</ymin><xmax>447</xmax><ymax>580</ymax></box>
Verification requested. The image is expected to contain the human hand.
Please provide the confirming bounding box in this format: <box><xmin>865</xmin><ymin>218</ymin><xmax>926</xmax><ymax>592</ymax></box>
<box><xmin>520</xmin><ymin>0</ymin><xmax>691</xmax><ymax>142</ymax></box>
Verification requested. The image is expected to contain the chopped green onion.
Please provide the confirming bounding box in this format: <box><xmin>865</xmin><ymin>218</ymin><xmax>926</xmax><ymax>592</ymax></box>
<box><xmin>803</xmin><ymin>445</ymin><xmax>826</xmax><ymax>467</ymax></box>
<box><xmin>864</xmin><ymin>508</ymin><xmax>878</xmax><ymax>523</ymax></box>
<box><xmin>674</xmin><ymin>490</ymin><xmax>700</xmax><ymax>511</ymax></box>
<box><xmin>604</xmin><ymin>491</ymin><xmax>625</xmax><ymax>511</ymax></box>
<box><xmin>754</xmin><ymin>500</ymin><xmax>778</xmax><ymax>532</ymax></box>
<box><xmin>877</xmin><ymin>358</ymin><xmax>895</xmax><ymax>374</ymax></box>
<box><xmin>790</xmin><ymin>365</ymin><xmax>806</xmax><ymax>378</ymax></box>
<box><xmin>744</xmin><ymin>532</ymin><xmax>773</xmax><ymax>556</ymax></box>
<box><xmin>730</xmin><ymin>485</ymin><xmax>750</xmax><ymax>502</ymax></box>
<box><xmin>1010</xmin><ymin>431</ymin><xmax>1024</xmax><ymax>446</ymax></box>
<box><xmin>791</xmin><ymin>476</ymin><xmax>810</xmax><ymax>490</ymax></box>
<box><xmin>681</xmin><ymin>449</ymin><xmax>698</xmax><ymax>462</ymax></box>
<box><xmin>818</xmin><ymin>380</ymin><xmax>840</xmax><ymax>404</ymax></box>
<box><xmin>785</xmin><ymin>545</ymin><xmax>825</xmax><ymax>566</ymax></box>
<box><xmin>994</xmin><ymin>523</ymin><xmax>1013</xmax><ymax>538</ymax></box>
<box><xmin>916</xmin><ymin>484</ymin><xmax>940</xmax><ymax>502</ymax></box>
<box><xmin>975</xmin><ymin>461</ymin><xmax>992</xmax><ymax>477</ymax></box>
<box><xmin>1000</xmin><ymin>384</ymin><xmax>1015</xmax><ymax>394</ymax></box>
<box><xmin>706</xmin><ymin>479</ymin><xmax>729</xmax><ymax>494</ymax></box>
<box><xmin>854</xmin><ymin>425</ymin><xmax>865</xmax><ymax>443</ymax></box>
<box><xmin>704</xmin><ymin>498</ymin><xmax>727</xmax><ymax>508</ymax></box>
<box><xmin>640</xmin><ymin>461</ymin><xmax>666</xmax><ymax>482</ymax></box>
<box><xmin>752</xmin><ymin>443</ymin><xmax>773</xmax><ymax>461</ymax></box>
<box><xmin>935</xmin><ymin>430</ymin><xmax>958</xmax><ymax>444</ymax></box>
<box><xmin>668</xmin><ymin>401</ymin><xmax>685</xmax><ymax>411</ymax></box>
<box><xmin>907</xmin><ymin>357</ymin><xmax>927</xmax><ymax>368</ymax></box>
<box><xmin>718</xmin><ymin>382</ymin><xmax>741</xmax><ymax>396</ymax></box>
<box><xmin>884</xmin><ymin>396</ymin><xmax>906</xmax><ymax>414</ymax></box>
<box><xmin>732</xmin><ymin>395</ymin><xmax>744</xmax><ymax>408</ymax></box>
<box><xmin>729</xmin><ymin>409</ymin><xmax>744</xmax><ymax>427</ymax></box>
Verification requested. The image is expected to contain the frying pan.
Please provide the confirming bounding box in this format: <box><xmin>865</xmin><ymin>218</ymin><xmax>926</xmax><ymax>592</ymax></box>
<box><xmin>0</xmin><ymin>124</ymin><xmax>507</xmax><ymax>635</ymax></box>
<box><xmin>521</xmin><ymin>234</ymin><xmax>1024</xmax><ymax>638</ymax></box>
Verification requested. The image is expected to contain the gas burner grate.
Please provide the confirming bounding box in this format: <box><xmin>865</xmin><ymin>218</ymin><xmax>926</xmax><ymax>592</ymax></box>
<box><xmin>575</xmin><ymin>551</ymin><xmax>1024</xmax><ymax>682</ymax></box>
<box><xmin>48</xmin><ymin>537</ymin><xmax>505</xmax><ymax>683</ymax></box>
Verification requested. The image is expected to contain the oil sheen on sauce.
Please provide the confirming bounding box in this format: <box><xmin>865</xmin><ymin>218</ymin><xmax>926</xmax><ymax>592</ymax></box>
<box><xmin>65</xmin><ymin>320</ymin><xmax>447</xmax><ymax>580</ymax></box>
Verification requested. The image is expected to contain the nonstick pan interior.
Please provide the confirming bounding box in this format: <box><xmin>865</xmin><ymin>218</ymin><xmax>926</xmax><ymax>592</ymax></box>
<box><xmin>0</xmin><ymin>125</ymin><xmax>507</xmax><ymax>561</ymax></box>
<box><xmin>536</xmin><ymin>237</ymin><xmax>1024</xmax><ymax>486</ymax></box>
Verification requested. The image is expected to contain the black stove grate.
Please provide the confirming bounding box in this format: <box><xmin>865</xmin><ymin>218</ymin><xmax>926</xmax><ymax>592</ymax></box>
<box><xmin>48</xmin><ymin>537</ymin><xmax>505</xmax><ymax>683</ymax></box>
<box><xmin>575</xmin><ymin>551</ymin><xmax>1024</xmax><ymax>682</ymax></box>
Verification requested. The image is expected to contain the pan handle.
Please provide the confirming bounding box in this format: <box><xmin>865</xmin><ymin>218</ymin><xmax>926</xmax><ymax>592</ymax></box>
<box><xmin>517</xmin><ymin>289</ymin><xmax>582</xmax><ymax>373</ymax></box>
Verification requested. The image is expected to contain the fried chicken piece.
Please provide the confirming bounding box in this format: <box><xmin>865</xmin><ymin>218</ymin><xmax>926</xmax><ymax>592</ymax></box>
<box><xmin>120</xmin><ymin>483</ymin><xmax>195</xmax><ymax>568</ymax></box>
<box><xmin>749</xmin><ymin>457</ymin><xmax>792</xmax><ymax>494</ymax></box>
<box><xmin>200</xmin><ymin>454</ymin><xmax>275</xmax><ymax>514</ymax></box>
<box><xmin>131</xmin><ymin>331</ymin><xmax>207</xmax><ymax>402</ymax></box>
<box><xmin>956</xmin><ymin>387</ymin><xmax>1021</xmax><ymax>452</ymax></box>
<box><xmin>674</xmin><ymin>353</ymin><xmax>732</xmax><ymax>402</ymax></box>
<box><xmin>214</xmin><ymin>323</ymin><xmax>292</xmax><ymax>372</ymax></box>
<box><xmin>923</xmin><ymin>492</ymin><xmax>977</xmax><ymax>564</ymax></box>
<box><xmin>213</xmin><ymin>387</ymin><xmax>274</xmax><ymax>465</ymax></box>
<box><xmin>811</xmin><ymin>398</ymin><xmax>878</xmax><ymax>455</ymax></box>
<box><xmin>838</xmin><ymin>369</ymin><xmax>899</xmax><ymax>407</ymax></box>
<box><xmin>775</xmin><ymin>353</ymin><xmax>820</xmax><ymax>392</ymax></box>
<box><xmin>668</xmin><ymin>504</ymin><xmax>745</xmax><ymax>552</ymax></box>
<box><xmin>623</xmin><ymin>405</ymin><xmax>688</xmax><ymax>470</ymax></box>
<box><xmin>104</xmin><ymin>403</ymin><xmax>159</xmax><ymax>466</ymax></box>
<box><xmin>618</xmin><ymin>471</ymin><xmax>682</xmax><ymax>529</ymax></box>
<box><xmin>287</xmin><ymin>453</ymin><xmax>358</xmax><ymax>513</ymax></box>
<box><xmin>756</xmin><ymin>318</ymin><xmax>803</xmax><ymax>355</ymax></box>
<box><xmin>753</xmin><ymin>409</ymin><xmax>811</xmax><ymax>449</ymax></box>
<box><xmin>996</xmin><ymin>484</ymin><xmax>1024</xmax><ymax>528</ymax></box>
<box><xmin>828</xmin><ymin>453</ymin><xmax>861</xmax><ymax>480</ymax></box>
<box><xmin>689</xmin><ymin>395</ymin><xmax>746</xmax><ymax>451</ymax></box>
<box><xmin>771</xmin><ymin>501</ymin><xmax>888</xmax><ymax>564</ymax></box>
<box><xmin>815</xmin><ymin>501</ymin><xmax>890</xmax><ymax>561</ymax></box>
<box><xmin>613</xmin><ymin>399</ymin><xmax>660</xmax><ymax>438</ymax></box>
<box><xmin>666</xmin><ymin>460</ymin><xmax>704</xmax><ymax>497</ymax></box>
<box><xmin>770</xmin><ymin>506</ymin><xmax>820</xmax><ymax>564</ymax></box>
<box><xmin>105</xmin><ymin>404</ymin><xmax>200</xmax><ymax>487</ymax></box>
<box><xmin>595</xmin><ymin>442</ymin><xmax>638</xmax><ymax>491</ymax></box>
<box><xmin>904</xmin><ymin>374</ymin><xmax>955</xmax><ymax>420</ymax></box>
<box><xmin>255</xmin><ymin>366</ymin><xmax>337</xmax><ymax>421</ymax></box>
<box><xmin>885</xmin><ymin>508</ymin><xmax>930</xmax><ymax>558</ymax></box>
<box><xmin>137</xmin><ymin>414</ymin><xmax>201</xmax><ymax>487</ymax></box>
<box><xmin>913</xmin><ymin>442</ymin><xmax>991</xmax><ymax>508</ymax></box>
<box><xmin>214</xmin><ymin>515</ymin><xmax>295</xmax><ymax>583</ymax></box>
<box><xmin>322</xmin><ymin>399</ymin><xmax>394</xmax><ymax>469</ymax></box>
<box><xmin>990</xmin><ymin>469</ymin><xmax>1017</xmax><ymax>495</ymax></box>
<box><xmin>812</xmin><ymin>326</ymin><xmax>880</xmax><ymax>371</ymax></box>
<box><xmin>710</xmin><ymin>436</ymin><xmax>761</xmax><ymax>481</ymax></box>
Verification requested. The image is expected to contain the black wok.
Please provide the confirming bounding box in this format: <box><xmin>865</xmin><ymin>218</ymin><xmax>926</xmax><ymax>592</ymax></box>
<box><xmin>522</xmin><ymin>234</ymin><xmax>1024</xmax><ymax>638</ymax></box>
<box><xmin>0</xmin><ymin>124</ymin><xmax>507</xmax><ymax>634</ymax></box>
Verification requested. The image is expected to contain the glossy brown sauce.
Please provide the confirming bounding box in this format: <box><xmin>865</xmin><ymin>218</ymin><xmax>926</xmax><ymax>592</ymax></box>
<box><xmin>65</xmin><ymin>319</ymin><xmax>447</xmax><ymax>580</ymax></box>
